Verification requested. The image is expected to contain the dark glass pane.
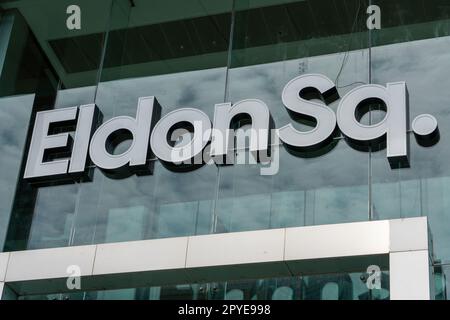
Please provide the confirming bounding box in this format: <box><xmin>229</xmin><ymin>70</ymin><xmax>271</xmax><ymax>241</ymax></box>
<box><xmin>0</xmin><ymin>95</ymin><xmax>34</xmax><ymax>250</ymax></box>
<box><xmin>100</xmin><ymin>0</ymin><xmax>233</xmax><ymax>81</ymax></box>
<box><xmin>1</xmin><ymin>0</ymin><xmax>113</xmax><ymax>89</ymax></box>
<box><xmin>17</xmin><ymin>272</ymin><xmax>389</xmax><ymax>300</ymax></box>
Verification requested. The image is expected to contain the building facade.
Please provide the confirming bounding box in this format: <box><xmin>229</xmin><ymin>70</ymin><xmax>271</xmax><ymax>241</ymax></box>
<box><xmin>0</xmin><ymin>0</ymin><xmax>449</xmax><ymax>300</ymax></box>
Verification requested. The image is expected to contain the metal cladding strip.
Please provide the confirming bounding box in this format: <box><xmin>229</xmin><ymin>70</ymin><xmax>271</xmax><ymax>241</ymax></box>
<box><xmin>0</xmin><ymin>252</ymin><xmax>9</xmax><ymax>282</ymax></box>
<box><xmin>388</xmin><ymin>216</ymin><xmax>431</xmax><ymax>300</ymax></box>
<box><xmin>91</xmin><ymin>236</ymin><xmax>190</xmax><ymax>287</ymax></box>
<box><xmin>284</xmin><ymin>220</ymin><xmax>390</xmax><ymax>260</ymax></box>
<box><xmin>185</xmin><ymin>228</ymin><xmax>289</xmax><ymax>282</ymax></box>
<box><xmin>5</xmin><ymin>245</ymin><xmax>96</xmax><ymax>282</ymax></box>
<box><xmin>389</xmin><ymin>250</ymin><xmax>431</xmax><ymax>300</ymax></box>
<box><xmin>0</xmin><ymin>217</ymin><xmax>430</xmax><ymax>299</ymax></box>
<box><xmin>389</xmin><ymin>216</ymin><xmax>428</xmax><ymax>252</ymax></box>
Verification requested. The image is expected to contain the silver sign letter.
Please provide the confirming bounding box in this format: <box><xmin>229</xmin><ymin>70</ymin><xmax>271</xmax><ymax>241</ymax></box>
<box><xmin>337</xmin><ymin>82</ymin><xmax>408</xmax><ymax>168</ymax></box>
<box><xmin>278</xmin><ymin>74</ymin><xmax>339</xmax><ymax>151</ymax></box>
<box><xmin>210</xmin><ymin>99</ymin><xmax>271</xmax><ymax>164</ymax></box>
<box><xmin>24</xmin><ymin>107</ymin><xmax>78</xmax><ymax>179</ymax></box>
<box><xmin>89</xmin><ymin>96</ymin><xmax>160</xmax><ymax>174</ymax></box>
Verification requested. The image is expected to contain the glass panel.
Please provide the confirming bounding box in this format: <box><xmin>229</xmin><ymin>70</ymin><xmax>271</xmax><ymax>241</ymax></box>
<box><xmin>18</xmin><ymin>272</ymin><xmax>389</xmax><ymax>300</ymax></box>
<box><xmin>232</xmin><ymin>0</ymin><xmax>369</xmax><ymax>68</ymax></box>
<box><xmin>434</xmin><ymin>264</ymin><xmax>448</xmax><ymax>300</ymax></box>
<box><xmin>370</xmin><ymin>0</ymin><xmax>450</xmax><ymax>263</ymax></box>
<box><xmin>215</xmin><ymin>161</ymin><xmax>273</xmax><ymax>233</ymax></box>
<box><xmin>221</xmin><ymin>0</ymin><xmax>370</xmax><ymax>228</ymax></box>
<box><xmin>0</xmin><ymin>10</ymin><xmax>57</xmax><ymax>99</ymax></box>
<box><xmin>0</xmin><ymin>95</ymin><xmax>34</xmax><ymax>250</ymax></box>
<box><xmin>0</xmin><ymin>0</ymin><xmax>113</xmax><ymax>89</ymax></box>
<box><xmin>100</xmin><ymin>0</ymin><xmax>233</xmax><ymax>82</ymax></box>
<box><xmin>302</xmin><ymin>271</ymin><xmax>389</xmax><ymax>300</ymax></box>
<box><xmin>87</xmin><ymin>163</ymin><xmax>217</xmax><ymax>244</ymax></box>
<box><xmin>27</xmin><ymin>184</ymin><xmax>77</xmax><ymax>249</ymax></box>
<box><xmin>0</xmin><ymin>9</ymin><xmax>59</xmax><ymax>251</ymax></box>
<box><xmin>1</xmin><ymin>0</ymin><xmax>113</xmax><ymax>251</ymax></box>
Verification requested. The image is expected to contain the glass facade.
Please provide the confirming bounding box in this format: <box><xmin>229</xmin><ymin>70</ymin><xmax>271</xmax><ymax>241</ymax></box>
<box><xmin>18</xmin><ymin>272</ymin><xmax>390</xmax><ymax>300</ymax></box>
<box><xmin>0</xmin><ymin>0</ymin><xmax>449</xmax><ymax>299</ymax></box>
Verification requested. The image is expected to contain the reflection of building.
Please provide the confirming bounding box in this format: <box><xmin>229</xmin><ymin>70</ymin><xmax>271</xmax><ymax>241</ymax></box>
<box><xmin>0</xmin><ymin>0</ymin><xmax>449</xmax><ymax>300</ymax></box>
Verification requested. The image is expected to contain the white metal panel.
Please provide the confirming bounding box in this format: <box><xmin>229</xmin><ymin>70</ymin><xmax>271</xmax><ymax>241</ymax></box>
<box><xmin>0</xmin><ymin>253</ymin><xmax>9</xmax><ymax>282</ymax></box>
<box><xmin>5</xmin><ymin>245</ymin><xmax>96</xmax><ymax>282</ymax></box>
<box><xmin>93</xmin><ymin>237</ymin><xmax>188</xmax><ymax>275</ymax></box>
<box><xmin>389</xmin><ymin>217</ymin><xmax>428</xmax><ymax>253</ymax></box>
<box><xmin>0</xmin><ymin>217</ymin><xmax>432</xmax><ymax>299</ymax></box>
<box><xmin>389</xmin><ymin>250</ymin><xmax>430</xmax><ymax>300</ymax></box>
<box><xmin>284</xmin><ymin>220</ymin><xmax>390</xmax><ymax>261</ymax></box>
<box><xmin>186</xmin><ymin>228</ymin><xmax>286</xmax><ymax>268</ymax></box>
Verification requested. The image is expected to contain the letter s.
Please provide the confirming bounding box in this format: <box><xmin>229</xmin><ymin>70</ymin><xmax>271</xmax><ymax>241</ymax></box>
<box><xmin>277</xmin><ymin>74</ymin><xmax>339</xmax><ymax>151</ymax></box>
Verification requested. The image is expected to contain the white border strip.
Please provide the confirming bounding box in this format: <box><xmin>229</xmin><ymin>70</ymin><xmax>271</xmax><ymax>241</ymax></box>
<box><xmin>0</xmin><ymin>217</ymin><xmax>431</xmax><ymax>299</ymax></box>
